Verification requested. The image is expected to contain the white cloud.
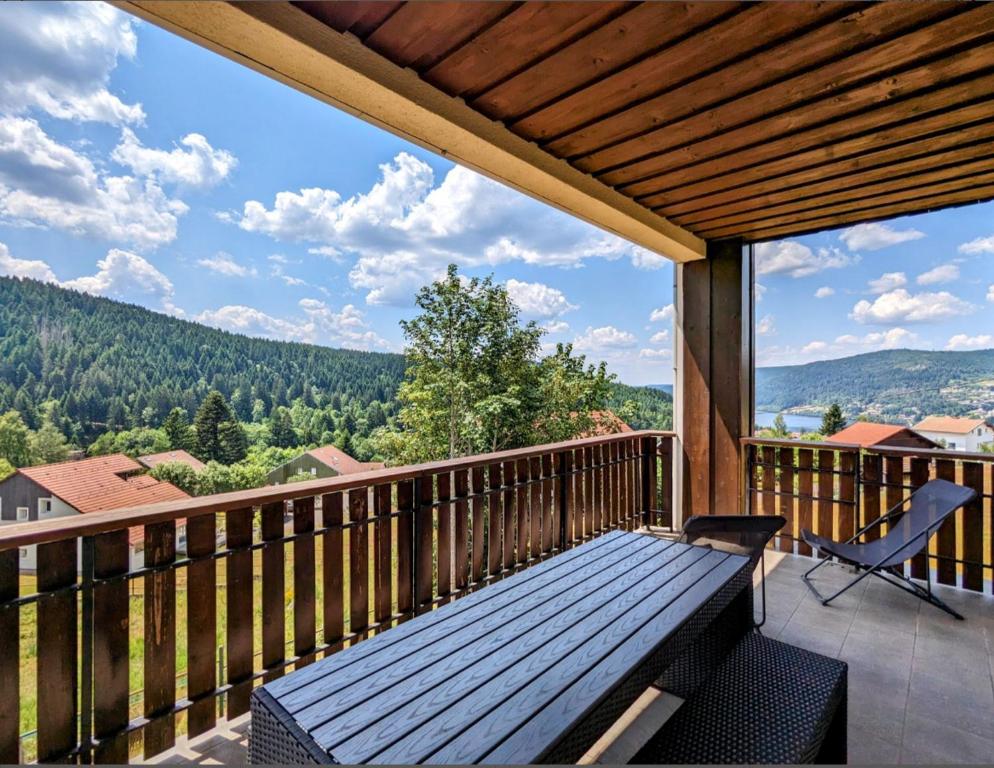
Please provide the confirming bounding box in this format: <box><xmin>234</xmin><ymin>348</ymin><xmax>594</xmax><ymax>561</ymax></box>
<box><xmin>307</xmin><ymin>245</ymin><xmax>344</xmax><ymax>262</ymax></box>
<box><xmin>988</xmin><ymin>284</ymin><xmax>994</xmax><ymax>303</ymax></box>
<box><xmin>0</xmin><ymin>2</ymin><xmax>143</xmax><ymax>125</ymax></box>
<box><xmin>814</xmin><ymin>286</ymin><xmax>834</xmax><ymax>298</ymax></box>
<box><xmin>234</xmin><ymin>151</ymin><xmax>647</xmax><ymax>305</ymax></box>
<box><xmin>0</xmin><ymin>241</ymin><xmax>58</xmax><ymax>281</ymax></box>
<box><xmin>649</xmin><ymin>329</ymin><xmax>670</xmax><ymax>344</ymax></box>
<box><xmin>916</xmin><ymin>263</ymin><xmax>959</xmax><ymax>286</ymax></box>
<box><xmin>573</xmin><ymin>325</ymin><xmax>637</xmax><ymax>354</ymax></box>
<box><xmin>195</xmin><ymin>299</ymin><xmax>390</xmax><ymax>351</ymax></box>
<box><xmin>757</xmin><ymin>314</ymin><xmax>776</xmax><ymax>336</ymax></box>
<box><xmin>62</xmin><ymin>248</ymin><xmax>176</xmax><ymax>309</ymax></box>
<box><xmin>958</xmin><ymin>235</ymin><xmax>994</xmax><ymax>255</ymax></box>
<box><xmin>851</xmin><ymin>289</ymin><xmax>974</xmax><ymax>324</ymax></box>
<box><xmin>505</xmin><ymin>278</ymin><xmax>577</xmax><ymax>318</ymax></box>
<box><xmin>800</xmin><ymin>340</ymin><xmax>828</xmax><ymax>355</ymax></box>
<box><xmin>542</xmin><ymin>320</ymin><xmax>569</xmax><ymax>334</ymax></box>
<box><xmin>755</xmin><ymin>282</ymin><xmax>767</xmax><ymax>302</ymax></box>
<box><xmin>0</xmin><ymin>117</ymin><xmax>186</xmax><ymax>248</ymax></box>
<box><xmin>197</xmin><ymin>252</ymin><xmax>256</xmax><ymax>277</ymax></box>
<box><xmin>762</xmin><ymin>327</ymin><xmax>921</xmax><ymax>366</ymax></box>
<box><xmin>868</xmin><ymin>271</ymin><xmax>907</xmax><ymax>294</ymax></box>
<box><xmin>630</xmin><ymin>247</ymin><xmax>668</xmax><ymax>271</ymax></box>
<box><xmin>839</xmin><ymin>222</ymin><xmax>924</xmax><ymax>251</ymax></box>
<box><xmin>946</xmin><ymin>334</ymin><xmax>994</xmax><ymax>351</ymax></box>
<box><xmin>649</xmin><ymin>304</ymin><xmax>674</xmax><ymax>323</ymax></box>
<box><xmin>112</xmin><ymin>128</ymin><xmax>237</xmax><ymax>188</ymax></box>
<box><xmin>639</xmin><ymin>347</ymin><xmax>671</xmax><ymax>359</ymax></box>
<box><xmin>755</xmin><ymin>241</ymin><xmax>855</xmax><ymax>278</ymax></box>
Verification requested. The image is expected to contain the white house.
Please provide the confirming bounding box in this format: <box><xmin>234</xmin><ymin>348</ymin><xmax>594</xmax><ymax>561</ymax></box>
<box><xmin>912</xmin><ymin>416</ymin><xmax>994</xmax><ymax>452</ymax></box>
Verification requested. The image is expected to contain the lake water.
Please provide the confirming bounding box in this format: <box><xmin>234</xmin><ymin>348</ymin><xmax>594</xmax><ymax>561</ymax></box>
<box><xmin>754</xmin><ymin>411</ymin><xmax>823</xmax><ymax>433</ymax></box>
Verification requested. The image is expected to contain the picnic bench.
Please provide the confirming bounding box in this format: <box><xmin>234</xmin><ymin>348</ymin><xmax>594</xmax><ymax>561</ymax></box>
<box><xmin>249</xmin><ymin>530</ymin><xmax>753</xmax><ymax>764</ymax></box>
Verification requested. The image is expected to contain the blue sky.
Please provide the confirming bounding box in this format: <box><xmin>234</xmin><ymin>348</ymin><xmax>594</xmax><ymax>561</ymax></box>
<box><xmin>0</xmin><ymin>3</ymin><xmax>991</xmax><ymax>386</ymax></box>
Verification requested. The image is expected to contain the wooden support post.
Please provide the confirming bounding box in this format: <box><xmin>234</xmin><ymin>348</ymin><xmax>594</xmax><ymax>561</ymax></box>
<box><xmin>676</xmin><ymin>237</ymin><xmax>753</xmax><ymax>520</ymax></box>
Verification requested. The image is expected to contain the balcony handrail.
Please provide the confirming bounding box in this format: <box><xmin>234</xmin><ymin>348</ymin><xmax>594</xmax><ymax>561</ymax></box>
<box><xmin>740</xmin><ymin>436</ymin><xmax>861</xmax><ymax>451</ymax></box>
<box><xmin>0</xmin><ymin>429</ymin><xmax>674</xmax><ymax>551</ymax></box>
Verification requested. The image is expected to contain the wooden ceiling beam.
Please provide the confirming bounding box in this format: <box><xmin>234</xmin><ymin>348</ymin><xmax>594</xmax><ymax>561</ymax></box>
<box><xmin>673</xmin><ymin>144</ymin><xmax>994</xmax><ymax>227</ymax></box>
<box><xmin>117</xmin><ymin>0</ymin><xmax>705</xmax><ymax>263</ymax></box>
<box><xmin>707</xmin><ymin>181</ymin><xmax>994</xmax><ymax>242</ymax></box>
<box><xmin>645</xmin><ymin>111</ymin><xmax>994</xmax><ymax>215</ymax></box>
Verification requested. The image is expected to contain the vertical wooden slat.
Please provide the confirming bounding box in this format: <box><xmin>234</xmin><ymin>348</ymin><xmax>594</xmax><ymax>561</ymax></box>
<box><xmin>322</xmin><ymin>492</ymin><xmax>345</xmax><ymax>643</ymax></box>
<box><xmin>0</xmin><ymin>549</ymin><xmax>18</xmax><ymax>764</ymax></box>
<box><xmin>553</xmin><ymin>453</ymin><xmax>564</xmax><ymax>550</ymax></box>
<box><xmin>961</xmin><ymin>461</ymin><xmax>984</xmax><ymax>592</ymax></box>
<box><xmin>415</xmin><ymin>477</ymin><xmax>433</xmax><ymax>610</ymax></box>
<box><xmin>816</xmin><ymin>449</ymin><xmax>834</xmax><ymax>557</ymax></box>
<box><xmin>592</xmin><ymin>444</ymin><xmax>604</xmax><ymax>533</ymax></box>
<box><xmin>186</xmin><ymin>515</ymin><xmax>217</xmax><ymax>738</ymax></box>
<box><xmin>516</xmin><ymin>458</ymin><xmax>528</xmax><ymax>564</ymax></box>
<box><xmin>862</xmin><ymin>453</ymin><xmax>882</xmax><ymax>542</ymax></box>
<box><xmin>584</xmin><ymin>446</ymin><xmax>595</xmax><ymax>535</ymax></box>
<box><xmin>838</xmin><ymin>450</ymin><xmax>856</xmax><ymax>544</ymax></box>
<box><xmin>796</xmin><ymin>449</ymin><xmax>814</xmax><ymax>556</ymax></box>
<box><xmin>541</xmin><ymin>454</ymin><xmax>554</xmax><ymax>553</ymax></box>
<box><xmin>641</xmin><ymin>437</ymin><xmax>656</xmax><ymax>528</ymax></box>
<box><xmin>777</xmin><ymin>446</ymin><xmax>795</xmax><ymax>553</ymax></box>
<box><xmin>935</xmin><ymin>458</ymin><xmax>957</xmax><ymax>586</ymax></box>
<box><xmin>261</xmin><ymin>501</ymin><xmax>285</xmax><ymax>682</ymax></box>
<box><xmin>394</xmin><ymin>483</ymin><xmax>413</xmax><ymax>617</ymax></box>
<box><xmin>293</xmin><ymin>497</ymin><xmax>316</xmax><ymax>665</ymax></box>
<box><xmin>470</xmin><ymin>468</ymin><xmax>485</xmax><ymax>583</ymax></box>
<box><xmin>658</xmin><ymin>437</ymin><xmax>673</xmax><ymax>529</ymax></box>
<box><xmin>143</xmin><ymin>522</ymin><xmax>176</xmax><ymax>758</ymax></box>
<box><xmin>618</xmin><ymin>442</ymin><xmax>628</xmax><ymax>528</ymax></box>
<box><xmin>573</xmin><ymin>448</ymin><xmax>586</xmax><ymax>539</ymax></box>
<box><xmin>989</xmin><ymin>462</ymin><xmax>994</xmax><ymax>596</ymax></box>
<box><xmin>374</xmin><ymin>484</ymin><xmax>393</xmax><ymax>623</ymax></box>
<box><xmin>488</xmin><ymin>464</ymin><xmax>502</xmax><ymax>576</ymax></box>
<box><xmin>529</xmin><ymin>457</ymin><xmax>542</xmax><ymax>559</ymax></box>
<box><xmin>454</xmin><ymin>469</ymin><xmax>469</xmax><ymax>589</ymax></box>
<box><xmin>350</xmin><ymin>488</ymin><xmax>370</xmax><ymax>629</ymax></box>
<box><xmin>437</xmin><ymin>472</ymin><xmax>452</xmax><ymax>599</ymax></box>
<box><xmin>563</xmin><ymin>450</ymin><xmax>575</xmax><ymax>543</ymax></box>
<box><xmin>760</xmin><ymin>445</ymin><xmax>776</xmax><ymax>517</ymax></box>
<box><xmin>884</xmin><ymin>455</ymin><xmax>904</xmax><ymax>542</ymax></box>
<box><xmin>225</xmin><ymin>507</ymin><xmax>253</xmax><ymax>717</ymax></box>
<box><xmin>610</xmin><ymin>441</ymin><xmax>621</xmax><ymax>527</ymax></box>
<box><xmin>502</xmin><ymin>460</ymin><xmax>516</xmax><ymax>567</ymax></box>
<box><xmin>628</xmin><ymin>439</ymin><xmax>638</xmax><ymax>526</ymax></box>
<box><xmin>37</xmin><ymin>540</ymin><xmax>77</xmax><ymax>762</ymax></box>
<box><xmin>909</xmin><ymin>457</ymin><xmax>930</xmax><ymax>579</ymax></box>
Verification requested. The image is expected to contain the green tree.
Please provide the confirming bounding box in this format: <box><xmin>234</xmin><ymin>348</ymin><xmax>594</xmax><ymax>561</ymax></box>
<box><xmin>268</xmin><ymin>406</ymin><xmax>297</xmax><ymax>448</ymax></box>
<box><xmin>162</xmin><ymin>407</ymin><xmax>192</xmax><ymax>450</ymax></box>
<box><xmin>112</xmin><ymin>427</ymin><xmax>170</xmax><ymax>457</ymax></box>
<box><xmin>30</xmin><ymin>419</ymin><xmax>71</xmax><ymax>465</ymax></box>
<box><xmin>194</xmin><ymin>391</ymin><xmax>240</xmax><ymax>462</ymax></box>
<box><xmin>0</xmin><ymin>458</ymin><xmax>14</xmax><ymax>481</ymax></box>
<box><xmin>149</xmin><ymin>461</ymin><xmax>199</xmax><ymax>495</ymax></box>
<box><xmin>820</xmin><ymin>403</ymin><xmax>846</xmax><ymax>436</ymax></box>
<box><xmin>0</xmin><ymin>410</ymin><xmax>32</xmax><ymax>467</ymax></box>
<box><xmin>218</xmin><ymin>420</ymin><xmax>249</xmax><ymax>464</ymax></box>
<box><xmin>771</xmin><ymin>413</ymin><xmax>789</xmax><ymax>438</ymax></box>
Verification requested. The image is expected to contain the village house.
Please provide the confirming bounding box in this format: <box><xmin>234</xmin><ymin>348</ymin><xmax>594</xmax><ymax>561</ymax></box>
<box><xmin>825</xmin><ymin>422</ymin><xmax>939</xmax><ymax>450</ymax></box>
<box><xmin>138</xmin><ymin>449</ymin><xmax>207</xmax><ymax>472</ymax></box>
<box><xmin>0</xmin><ymin>454</ymin><xmax>188</xmax><ymax>570</ymax></box>
<box><xmin>266</xmin><ymin>444</ymin><xmax>385</xmax><ymax>485</ymax></box>
<box><xmin>913</xmin><ymin>416</ymin><xmax>994</xmax><ymax>452</ymax></box>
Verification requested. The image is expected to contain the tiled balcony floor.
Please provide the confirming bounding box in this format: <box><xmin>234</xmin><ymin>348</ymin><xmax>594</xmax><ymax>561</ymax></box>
<box><xmin>149</xmin><ymin>549</ymin><xmax>994</xmax><ymax>765</ymax></box>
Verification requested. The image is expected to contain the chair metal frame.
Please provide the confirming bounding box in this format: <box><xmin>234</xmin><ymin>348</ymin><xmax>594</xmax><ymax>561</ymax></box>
<box><xmin>802</xmin><ymin>487</ymin><xmax>972</xmax><ymax>620</ymax></box>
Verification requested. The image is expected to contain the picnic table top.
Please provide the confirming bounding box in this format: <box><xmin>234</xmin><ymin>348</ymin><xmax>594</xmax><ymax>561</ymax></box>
<box><xmin>255</xmin><ymin>529</ymin><xmax>750</xmax><ymax>764</ymax></box>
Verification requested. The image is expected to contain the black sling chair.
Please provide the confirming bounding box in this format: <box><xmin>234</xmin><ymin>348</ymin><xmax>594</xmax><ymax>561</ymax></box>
<box><xmin>679</xmin><ymin>514</ymin><xmax>787</xmax><ymax>628</ymax></box>
<box><xmin>802</xmin><ymin>478</ymin><xmax>976</xmax><ymax>620</ymax></box>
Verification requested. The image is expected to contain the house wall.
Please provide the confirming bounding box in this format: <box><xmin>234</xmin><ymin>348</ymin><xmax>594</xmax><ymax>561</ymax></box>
<box><xmin>0</xmin><ymin>474</ymin><xmax>76</xmax><ymax>523</ymax></box>
<box><xmin>267</xmin><ymin>454</ymin><xmax>339</xmax><ymax>485</ymax></box>
<box><xmin>917</xmin><ymin>426</ymin><xmax>994</xmax><ymax>452</ymax></box>
<box><xmin>879</xmin><ymin>432</ymin><xmax>942</xmax><ymax>450</ymax></box>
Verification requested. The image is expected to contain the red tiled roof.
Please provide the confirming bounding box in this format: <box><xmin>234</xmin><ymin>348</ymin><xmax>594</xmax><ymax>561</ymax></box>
<box><xmin>306</xmin><ymin>445</ymin><xmax>385</xmax><ymax>474</ymax></box>
<box><xmin>578</xmin><ymin>410</ymin><xmax>634</xmax><ymax>438</ymax></box>
<box><xmin>826</xmin><ymin>422</ymin><xmax>938</xmax><ymax>449</ymax></box>
<box><xmin>137</xmin><ymin>449</ymin><xmax>206</xmax><ymax>472</ymax></box>
<box><xmin>19</xmin><ymin>454</ymin><xmax>189</xmax><ymax>514</ymax></box>
<box><xmin>913</xmin><ymin>416</ymin><xmax>989</xmax><ymax>435</ymax></box>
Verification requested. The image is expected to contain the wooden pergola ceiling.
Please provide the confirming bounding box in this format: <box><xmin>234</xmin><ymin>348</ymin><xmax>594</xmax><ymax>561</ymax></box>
<box><xmin>123</xmin><ymin>1</ymin><xmax>994</xmax><ymax>256</ymax></box>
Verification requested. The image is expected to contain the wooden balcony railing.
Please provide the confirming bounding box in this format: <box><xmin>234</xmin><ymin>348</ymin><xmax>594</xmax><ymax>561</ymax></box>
<box><xmin>0</xmin><ymin>430</ymin><xmax>674</xmax><ymax>764</ymax></box>
<box><xmin>743</xmin><ymin>437</ymin><xmax>994</xmax><ymax>594</ymax></box>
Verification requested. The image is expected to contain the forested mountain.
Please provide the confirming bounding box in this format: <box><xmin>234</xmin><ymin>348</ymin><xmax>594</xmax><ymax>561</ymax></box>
<box><xmin>0</xmin><ymin>277</ymin><xmax>673</xmax><ymax>448</ymax></box>
<box><xmin>0</xmin><ymin>276</ymin><xmax>406</xmax><ymax>443</ymax></box>
<box><xmin>756</xmin><ymin>349</ymin><xmax>994</xmax><ymax>423</ymax></box>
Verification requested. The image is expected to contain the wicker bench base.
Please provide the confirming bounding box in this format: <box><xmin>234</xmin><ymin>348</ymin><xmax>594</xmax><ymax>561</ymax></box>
<box><xmin>631</xmin><ymin>633</ymin><xmax>847</xmax><ymax>765</ymax></box>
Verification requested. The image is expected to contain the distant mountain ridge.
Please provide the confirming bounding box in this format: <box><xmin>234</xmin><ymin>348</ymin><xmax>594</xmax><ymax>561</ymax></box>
<box><xmin>756</xmin><ymin>348</ymin><xmax>994</xmax><ymax>423</ymax></box>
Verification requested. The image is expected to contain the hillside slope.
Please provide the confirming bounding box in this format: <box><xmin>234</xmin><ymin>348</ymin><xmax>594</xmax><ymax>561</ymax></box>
<box><xmin>756</xmin><ymin>348</ymin><xmax>994</xmax><ymax>422</ymax></box>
